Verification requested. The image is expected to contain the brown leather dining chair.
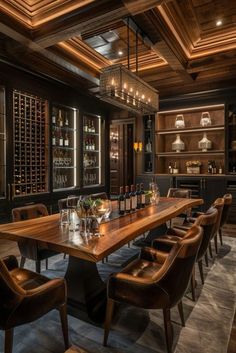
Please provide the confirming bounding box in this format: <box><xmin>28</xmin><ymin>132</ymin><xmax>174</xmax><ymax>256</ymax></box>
<box><xmin>167</xmin><ymin>188</ymin><xmax>192</xmax><ymax>227</ymax></box>
<box><xmin>0</xmin><ymin>254</ymin><xmax>69</xmax><ymax>353</ymax></box>
<box><xmin>219</xmin><ymin>193</ymin><xmax>232</xmax><ymax>245</ymax></box>
<box><xmin>152</xmin><ymin>207</ymin><xmax>218</xmax><ymax>300</ymax></box>
<box><xmin>12</xmin><ymin>203</ymin><xmax>59</xmax><ymax>273</ymax></box>
<box><xmin>103</xmin><ymin>225</ymin><xmax>203</xmax><ymax>353</ymax></box>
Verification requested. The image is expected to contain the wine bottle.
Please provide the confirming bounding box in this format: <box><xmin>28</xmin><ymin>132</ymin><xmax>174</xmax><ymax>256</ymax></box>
<box><xmin>125</xmin><ymin>185</ymin><xmax>131</xmax><ymax>213</ymax></box>
<box><xmin>118</xmin><ymin>186</ymin><xmax>125</xmax><ymax>215</ymax></box>
<box><xmin>52</xmin><ymin>130</ymin><xmax>56</xmax><ymax>146</ymax></box>
<box><xmin>130</xmin><ymin>184</ymin><xmax>137</xmax><ymax>211</ymax></box>
<box><xmin>59</xmin><ymin>131</ymin><xmax>63</xmax><ymax>146</ymax></box>
<box><xmin>64</xmin><ymin>132</ymin><xmax>69</xmax><ymax>146</ymax></box>
<box><xmin>58</xmin><ymin>109</ymin><xmax>63</xmax><ymax>127</ymax></box>
<box><xmin>65</xmin><ymin>112</ymin><xmax>69</xmax><ymax>126</ymax></box>
<box><xmin>136</xmin><ymin>183</ymin><xmax>141</xmax><ymax>209</ymax></box>
<box><xmin>84</xmin><ymin>119</ymin><xmax>88</xmax><ymax>132</ymax></box>
<box><xmin>52</xmin><ymin>110</ymin><xmax>56</xmax><ymax>125</ymax></box>
<box><xmin>140</xmin><ymin>183</ymin><xmax>146</xmax><ymax>208</ymax></box>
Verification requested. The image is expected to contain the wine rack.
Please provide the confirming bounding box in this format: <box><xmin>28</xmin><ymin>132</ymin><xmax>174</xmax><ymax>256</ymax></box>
<box><xmin>83</xmin><ymin>113</ymin><xmax>102</xmax><ymax>187</ymax></box>
<box><xmin>13</xmin><ymin>90</ymin><xmax>48</xmax><ymax>196</ymax></box>
<box><xmin>52</xmin><ymin>105</ymin><xmax>77</xmax><ymax>190</ymax></box>
<box><xmin>0</xmin><ymin>86</ymin><xmax>6</xmax><ymax>198</ymax></box>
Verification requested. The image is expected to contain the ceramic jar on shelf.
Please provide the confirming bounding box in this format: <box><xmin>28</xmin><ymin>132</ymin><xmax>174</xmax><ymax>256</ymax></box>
<box><xmin>198</xmin><ymin>132</ymin><xmax>212</xmax><ymax>152</ymax></box>
<box><xmin>172</xmin><ymin>134</ymin><xmax>185</xmax><ymax>152</ymax></box>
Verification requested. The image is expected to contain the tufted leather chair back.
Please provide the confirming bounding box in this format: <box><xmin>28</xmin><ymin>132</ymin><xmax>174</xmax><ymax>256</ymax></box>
<box><xmin>12</xmin><ymin>204</ymin><xmax>48</xmax><ymax>222</ymax></box>
<box><xmin>167</xmin><ymin>188</ymin><xmax>191</xmax><ymax>199</ymax></box>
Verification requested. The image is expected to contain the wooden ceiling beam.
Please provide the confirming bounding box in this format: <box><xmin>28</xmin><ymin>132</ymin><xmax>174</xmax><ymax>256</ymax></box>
<box><xmin>0</xmin><ymin>22</ymin><xmax>99</xmax><ymax>86</ymax></box>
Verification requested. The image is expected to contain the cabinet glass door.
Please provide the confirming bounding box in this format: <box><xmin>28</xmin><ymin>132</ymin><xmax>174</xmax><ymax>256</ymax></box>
<box><xmin>52</xmin><ymin>105</ymin><xmax>77</xmax><ymax>190</ymax></box>
<box><xmin>83</xmin><ymin>113</ymin><xmax>102</xmax><ymax>187</ymax></box>
<box><xmin>0</xmin><ymin>87</ymin><xmax>6</xmax><ymax>199</ymax></box>
<box><xmin>143</xmin><ymin>115</ymin><xmax>154</xmax><ymax>173</ymax></box>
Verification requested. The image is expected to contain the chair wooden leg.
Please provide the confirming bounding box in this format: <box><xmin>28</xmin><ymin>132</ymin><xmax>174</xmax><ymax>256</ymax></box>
<box><xmin>190</xmin><ymin>267</ymin><xmax>196</xmax><ymax>302</ymax></box>
<box><xmin>163</xmin><ymin>308</ymin><xmax>173</xmax><ymax>353</ymax></box>
<box><xmin>63</xmin><ymin>253</ymin><xmax>67</xmax><ymax>259</ymax></box>
<box><xmin>219</xmin><ymin>228</ymin><xmax>223</xmax><ymax>246</ymax></box>
<box><xmin>209</xmin><ymin>242</ymin><xmax>213</xmax><ymax>258</ymax></box>
<box><xmin>103</xmin><ymin>298</ymin><xmax>115</xmax><ymax>346</ymax></box>
<box><xmin>214</xmin><ymin>234</ymin><xmax>218</xmax><ymax>254</ymax></box>
<box><xmin>198</xmin><ymin>259</ymin><xmax>204</xmax><ymax>284</ymax></box>
<box><xmin>20</xmin><ymin>256</ymin><xmax>26</xmax><ymax>268</ymax></box>
<box><xmin>36</xmin><ymin>260</ymin><xmax>41</xmax><ymax>273</ymax></box>
<box><xmin>45</xmin><ymin>258</ymin><xmax>48</xmax><ymax>270</ymax></box>
<box><xmin>205</xmin><ymin>252</ymin><xmax>209</xmax><ymax>267</ymax></box>
<box><xmin>59</xmin><ymin>303</ymin><xmax>69</xmax><ymax>350</ymax></box>
<box><xmin>177</xmin><ymin>301</ymin><xmax>185</xmax><ymax>327</ymax></box>
<box><xmin>5</xmin><ymin>328</ymin><xmax>14</xmax><ymax>353</ymax></box>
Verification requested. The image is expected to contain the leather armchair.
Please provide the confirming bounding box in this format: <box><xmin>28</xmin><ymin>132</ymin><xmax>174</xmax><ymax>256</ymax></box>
<box><xmin>12</xmin><ymin>203</ymin><xmax>59</xmax><ymax>273</ymax></box>
<box><xmin>219</xmin><ymin>194</ymin><xmax>232</xmax><ymax>245</ymax></box>
<box><xmin>0</xmin><ymin>255</ymin><xmax>69</xmax><ymax>353</ymax></box>
<box><xmin>103</xmin><ymin>225</ymin><xmax>203</xmax><ymax>353</ymax></box>
<box><xmin>152</xmin><ymin>208</ymin><xmax>218</xmax><ymax>300</ymax></box>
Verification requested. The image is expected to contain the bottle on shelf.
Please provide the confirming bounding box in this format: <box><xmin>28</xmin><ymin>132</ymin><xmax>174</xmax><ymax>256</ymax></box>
<box><xmin>218</xmin><ymin>163</ymin><xmax>223</xmax><ymax>174</ymax></box>
<box><xmin>52</xmin><ymin>110</ymin><xmax>56</xmax><ymax>125</ymax></box>
<box><xmin>58</xmin><ymin>109</ymin><xmax>63</xmax><ymax>127</ymax></box>
<box><xmin>146</xmin><ymin>116</ymin><xmax>152</xmax><ymax>129</ymax></box>
<box><xmin>118</xmin><ymin>186</ymin><xmax>125</xmax><ymax>215</ymax></box>
<box><xmin>140</xmin><ymin>183</ymin><xmax>146</xmax><ymax>208</ymax></box>
<box><xmin>84</xmin><ymin>119</ymin><xmax>88</xmax><ymax>132</ymax></box>
<box><xmin>125</xmin><ymin>185</ymin><xmax>131</xmax><ymax>213</ymax></box>
<box><xmin>168</xmin><ymin>162</ymin><xmax>173</xmax><ymax>174</ymax></box>
<box><xmin>59</xmin><ymin>131</ymin><xmax>64</xmax><ymax>146</ymax></box>
<box><xmin>91</xmin><ymin>120</ymin><xmax>95</xmax><ymax>133</ymax></box>
<box><xmin>145</xmin><ymin>138</ymin><xmax>152</xmax><ymax>153</ymax></box>
<box><xmin>65</xmin><ymin>112</ymin><xmax>69</xmax><ymax>127</ymax></box>
<box><xmin>146</xmin><ymin>160</ymin><xmax>152</xmax><ymax>172</ymax></box>
<box><xmin>130</xmin><ymin>185</ymin><xmax>137</xmax><ymax>211</ymax></box>
<box><xmin>64</xmin><ymin>132</ymin><xmax>69</xmax><ymax>147</ymax></box>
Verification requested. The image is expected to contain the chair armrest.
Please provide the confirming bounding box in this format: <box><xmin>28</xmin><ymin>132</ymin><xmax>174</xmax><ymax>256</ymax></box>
<box><xmin>140</xmin><ymin>246</ymin><xmax>168</xmax><ymax>264</ymax></box>
<box><xmin>3</xmin><ymin>255</ymin><xmax>19</xmax><ymax>270</ymax></box>
<box><xmin>26</xmin><ymin>278</ymin><xmax>66</xmax><ymax>297</ymax></box>
<box><xmin>166</xmin><ymin>227</ymin><xmax>186</xmax><ymax>237</ymax></box>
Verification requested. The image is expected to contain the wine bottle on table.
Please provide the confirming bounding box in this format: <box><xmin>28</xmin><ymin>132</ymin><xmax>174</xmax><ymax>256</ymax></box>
<box><xmin>136</xmin><ymin>184</ymin><xmax>141</xmax><ymax>209</ymax></box>
<box><xmin>140</xmin><ymin>183</ymin><xmax>146</xmax><ymax>208</ymax></box>
<box><xmin>130</xmin><ymin>184</ymin><xmax>137</xmax><ymax>211</ymax></box>
<box><xmin>118</xmin><ymin>186</ymin><xmax>125</xmax><ymax>215</ymax></box>
<box><xmin>125</xmin><ymin>185</ymin><xmax>131</xmax><ymax>213</ymax></box>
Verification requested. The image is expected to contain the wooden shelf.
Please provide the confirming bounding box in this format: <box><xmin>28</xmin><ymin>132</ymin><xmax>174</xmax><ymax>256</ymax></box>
<box><xmin>156</xmin><ymin>150</ymin><xmax>224</xmax><ymax>157</ymax></box>
<box><xmin>156</xmin><ymin>125</ymin><xmax>224</xmax><ymax>135</ymax></box>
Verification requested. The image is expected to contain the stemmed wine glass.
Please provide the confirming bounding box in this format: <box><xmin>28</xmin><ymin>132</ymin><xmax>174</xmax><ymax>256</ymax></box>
<box><xmin>91</xmin><ymin>199</ymin><xmax>110</xmax><ymax>236</ymax></box>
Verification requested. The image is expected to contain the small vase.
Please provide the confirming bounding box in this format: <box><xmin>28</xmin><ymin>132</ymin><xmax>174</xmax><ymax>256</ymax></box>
<box><xmin>175</xmin><ymin>114</ymin><xmax>185</xmax><ymax>129</ymax></box>
<box><xmin>198</xmin><ymin>132</ymin><xmax>212</xmax><ymax>152</ymax></box>
<box><xmin>200</xmin><ymin>112</ymin><xmax>211</xmax><ymax>127</ymax></box>
<box><xmin>172</xmin><ymin>134</ymin><xmax>185</xmax><ymax>153</ymax></box>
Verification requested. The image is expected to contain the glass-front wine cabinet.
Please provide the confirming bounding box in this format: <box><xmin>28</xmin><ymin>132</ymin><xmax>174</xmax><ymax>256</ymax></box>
<box><xmin>13</xmin><ymin>90</ymin><xmax>49</xmax><ymax>196</ymax></box>
<box><xmin>51</xmin><ymin>104</ymin><xmax>77</xmax><ymax>190</ymax></box>
<box><xmin>82</xmin><ymin>113</ymin><xmax>103</xmax><ymax>187</ymax></box>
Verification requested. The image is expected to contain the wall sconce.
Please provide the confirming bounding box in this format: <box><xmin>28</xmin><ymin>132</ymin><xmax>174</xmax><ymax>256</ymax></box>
<box><xmin>134</xmin><ymin>141</ymin><xmax>143</xmax><ymax>153</ymax></box>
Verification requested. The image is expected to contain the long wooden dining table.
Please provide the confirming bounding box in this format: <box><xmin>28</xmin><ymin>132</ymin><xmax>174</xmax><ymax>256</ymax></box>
<box><xmin>0</xmin><ymin>197</ymin><xmax>203</xmax><ymax>322</ymax></box>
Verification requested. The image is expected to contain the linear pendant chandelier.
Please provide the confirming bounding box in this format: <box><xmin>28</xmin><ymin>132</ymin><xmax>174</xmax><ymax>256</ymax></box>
<box><xmin>100</xmin><ymin>63</ymin><xmax>159</xmax><ymax>115</ymax></box>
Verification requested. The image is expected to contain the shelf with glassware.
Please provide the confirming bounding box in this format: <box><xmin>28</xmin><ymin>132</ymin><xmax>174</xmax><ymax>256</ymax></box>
<box><xmin>143</xmin><ymin>115</ymin><xmax>155</xmax><ymax>173</ymax></box>
<box><xmin>155</xmin><ymin>104</ymin><xmax>225</xmax><ymax>175</ymax></box>
<box><xmin>13</xmin><ymin>90</ymin><xmax>49</xmax><ymax>197</ymax></box>
<box><xmin>83</xmin><ymin>113</ymin><xmax>102</xmax><ymax>187</ymax></box>
<box><xmin>0</xmin><ymin>86</ymin><xmax>6</xmax><ymax>199</ymax></box>
<box><xmin>51</xmin><ymin>105</ymin><xmax>77</xmax><ymax>190</ymax></box>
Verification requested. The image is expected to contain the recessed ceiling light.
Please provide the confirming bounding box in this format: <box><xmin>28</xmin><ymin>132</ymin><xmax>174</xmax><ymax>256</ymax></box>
<box><xmin>216</xmin><ymin>19</ymin><xmax>222</xmax><ymax>26</ymax></box>
<box><xmin>118</xmin><ymin>50</ymin><xmax>123</xmax><ymax>56</ymax></box>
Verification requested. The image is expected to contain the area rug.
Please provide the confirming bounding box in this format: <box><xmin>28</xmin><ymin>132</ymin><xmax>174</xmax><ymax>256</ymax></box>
<box><xmin>0</xmin><ymin>236</ymin><xmax>235</xmax><ymax>353</ymax></box>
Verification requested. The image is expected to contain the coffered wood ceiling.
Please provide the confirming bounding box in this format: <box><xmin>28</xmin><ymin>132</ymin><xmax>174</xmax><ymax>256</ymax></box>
<box><xmin>0</xmin><ymin>0</ymin><xmax>236</xmax><ymax>99</ymax></box>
